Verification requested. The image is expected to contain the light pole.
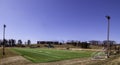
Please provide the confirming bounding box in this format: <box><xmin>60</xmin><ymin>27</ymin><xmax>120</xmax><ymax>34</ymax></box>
<box><xmin>105</xmin><ymin>16</ymin><xmax>110</xmax><ymax>58</ymax></box>
<box><xmin>3</xmin><ymin>24</ymin><xmax>6</xmax><ymax>55</ymax></box>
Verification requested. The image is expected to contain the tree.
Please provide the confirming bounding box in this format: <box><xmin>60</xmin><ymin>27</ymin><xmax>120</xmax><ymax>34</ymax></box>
<box><xmin>80</xmin><ymin>42</ymin><xmax>90</xmax><ymax>48</ymax></box>
<box><xmin>8</xmin><ymin>39</ymin><xmax>12</xmax><ymax>47</ymax></box>
<box><xmin>8</xmin><ymin>39</ymin><xmax>16</xmax><ymax>47</ymax></box>
<box><xmin>18</xmin><ymin>39</ymin><xmax>22</xmax><ymax>47</ymax></box>
<box><xmin>27</xmin><ymin>40</ymin><xmax>31</xmax><ymax>46</ymax></box>
<box><xmin>11</xmin><ymin>39</ymin><xmax>16</xmax><ymax>47</ymax></box>
<box><xmin>4</xmin><ymin>39</ymin><xmax>8</xmax><ymax>47</ymax></box>
<box><xmin>0</xmin><ymin>40</ymin><xmax>2</xmax><ymax>47</ymax></box>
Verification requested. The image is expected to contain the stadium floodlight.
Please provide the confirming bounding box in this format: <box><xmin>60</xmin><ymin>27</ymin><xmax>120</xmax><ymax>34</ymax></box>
<box><xmin>3</xmin><ymin>24</ymin><xmax>6</xmax><ymax>55</ymax></box>
<box><xmin>105</xmin><ymin>16</ymin><xmax>110</xmax><ymax>58</ymax></box>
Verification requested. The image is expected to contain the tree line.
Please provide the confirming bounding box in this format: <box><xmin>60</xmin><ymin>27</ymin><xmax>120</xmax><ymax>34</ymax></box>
<box><xmin>0</xmin><ymin>39</ymin><xmax>118</xmax><ymax>49</ymax></box>
<box><xmin>0</xmin><ymin>39</ymin><xmax>31</xmax><ymax>47</ymax></box>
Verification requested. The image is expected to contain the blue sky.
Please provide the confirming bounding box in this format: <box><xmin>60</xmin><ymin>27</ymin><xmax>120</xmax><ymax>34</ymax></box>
<box><xmin>0</xmin><ymin>0</ymin><xmax>120</xmax><ymax>43</ymax></box>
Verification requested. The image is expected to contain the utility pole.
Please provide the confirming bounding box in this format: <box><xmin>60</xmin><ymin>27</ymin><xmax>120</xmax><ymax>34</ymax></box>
<box><xmin>105</xmin><ymin>16</ymin><xmax>110</xmax><ymax>58</ymax></box>
<box><xmin>3</xmin><ymin>24</ymin><xmax>6</xmax><ymax>55</ymax></box>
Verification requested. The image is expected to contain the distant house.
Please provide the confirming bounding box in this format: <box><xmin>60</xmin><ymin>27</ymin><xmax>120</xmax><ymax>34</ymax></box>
<box><xmin>37</xmin><ymin>41</ymin><xmax>60</xmax><ymax>45</ymax></box>
<box><xmin>103</xmin><ymin>40</ymin><xmax>116</xmax><ymax>46</ymax></box>
<box><xmin>89</xmin><ymin>40</ymin><xmax>101</xmax><ymax>45</ymax></box>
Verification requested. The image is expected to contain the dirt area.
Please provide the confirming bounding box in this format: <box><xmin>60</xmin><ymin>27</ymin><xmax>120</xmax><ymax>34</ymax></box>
<box><xmin>0</xmin><ymin>56</ymin><xmax>31</xmax><ymax>65</ymax></box>
<box><xmin>0</xmin><ymin>56</ymin><xmax>92</xmax><ymax>65</ymax></box>
<box><xmin>56</xmin><ymin>48</ymin><xmax>103</xmax><ymax>52</ymax></box>
<box><xmin>70</xmin><ymin>48</ymin><xmax>102</xmax><ymax>52</ymax></box>
<box><xmin>102</xmin><ymin>56</ymin><xmax>120</xmax><ymax>65</ymax></box>
<box><xmin>1</xmin><ymin>55</ymin><xmax>120</xmax><ymax>65</ymax></box>
<box><xmin>28</xmin><ymin>58</ymin><xmax>91</xmax><ymax>65</ymax></box>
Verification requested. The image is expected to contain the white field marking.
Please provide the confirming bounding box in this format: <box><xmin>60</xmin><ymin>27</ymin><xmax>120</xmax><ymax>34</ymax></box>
<box><xmin>17</xmin><ymin>49</ymin><xmax>61</xmax><ymax>58</ymax></box>
<box><xmin>24</xmin><ymin>55</ymin><xmax>37</xmax><ymax>61</ymax></box>
<box><xmin>35</xmin><ymin>51</ymin><xmax>61</xmax><ymax>58</ymax></box>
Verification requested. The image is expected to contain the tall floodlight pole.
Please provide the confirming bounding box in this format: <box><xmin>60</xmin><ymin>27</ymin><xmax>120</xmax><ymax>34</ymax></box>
<box><xmin>3</xmin><ymin>24</ymin><xmax>6</xmax><ymax>55</ymax></box>
<box><xmin>106</xmin><ymin>16</ymin><xmax>110</xmax><ymax>58</ymax></box>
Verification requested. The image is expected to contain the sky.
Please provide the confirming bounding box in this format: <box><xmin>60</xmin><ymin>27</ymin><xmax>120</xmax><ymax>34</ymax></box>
<box><xmin>0</xmin><ymin>0</ymin><xmax>120</xmax><ymax>43</ymax></box>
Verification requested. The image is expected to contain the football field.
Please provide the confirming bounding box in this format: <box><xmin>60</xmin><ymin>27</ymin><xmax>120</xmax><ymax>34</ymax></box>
<box><xmin>12</xmin><ymin>48</ymin><xmax>93</xmax><ymax>63</ymax></box>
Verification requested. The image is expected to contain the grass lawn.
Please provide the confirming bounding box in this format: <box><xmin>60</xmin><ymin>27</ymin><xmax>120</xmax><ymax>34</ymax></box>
<box><xmin>12</xmin><ymin>48</ymin><xmax>93</xmax><ymax>63</ymax></box>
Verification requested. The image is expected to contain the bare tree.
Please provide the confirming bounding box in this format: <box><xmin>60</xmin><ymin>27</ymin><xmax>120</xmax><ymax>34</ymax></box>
<box><xmin>18</xmin><ymin>39</ymin><xmax>22</xmax><ymax>47</ymax></box>
<box><xmin>27</xmin><ymin>40</ymin><xmax>31</xmax><ymax>46</ymax></box>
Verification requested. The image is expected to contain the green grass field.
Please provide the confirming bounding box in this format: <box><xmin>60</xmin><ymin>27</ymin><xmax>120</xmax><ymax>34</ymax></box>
<box><xmin>12</xmin><ymin>48</ymin><xmax>93</xmax><ymax>63</ymax></box>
